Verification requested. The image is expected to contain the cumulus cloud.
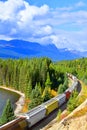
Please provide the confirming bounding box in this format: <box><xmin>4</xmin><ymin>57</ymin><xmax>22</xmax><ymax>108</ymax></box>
<box><xmin>0</xmin><ymin>0</ymin><xmax>50</xmax><ymax>38</ymax></box>
<box><xmin>0</xmin><ymin>0</ymin><xmax>24</xmax><ymax>20</ymax></box>
<box><xmin>0</xmin><ymin>0</ymin><xmax>87</xmax><ymax>51</ymax></box>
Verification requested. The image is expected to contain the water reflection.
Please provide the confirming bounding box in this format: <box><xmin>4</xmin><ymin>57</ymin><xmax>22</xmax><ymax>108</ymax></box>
<box><xmin>0</xmin><ymin>88</ymin><xmax>20</xmax><ymax>116</ymax></box>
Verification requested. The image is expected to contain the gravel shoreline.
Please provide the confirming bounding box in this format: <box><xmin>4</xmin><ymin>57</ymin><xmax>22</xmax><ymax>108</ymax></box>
<box><xmin>0</xmin><ymin>86</ymin><xmax>25</xmax><ymax>115</ymax></box>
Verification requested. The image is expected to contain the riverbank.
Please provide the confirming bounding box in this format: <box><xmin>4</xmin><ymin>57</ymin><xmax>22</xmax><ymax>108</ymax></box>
<box><xmin>0</xmin><ymin>86</ymin><xmax>25</xmax><ymax>115</ymax></box>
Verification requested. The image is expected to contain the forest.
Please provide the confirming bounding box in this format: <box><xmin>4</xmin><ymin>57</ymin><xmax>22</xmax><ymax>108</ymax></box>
<box><xmin>54</xmin><ymin>57</ymin><xmax>87</xmax><ymax>84</ymax></box>
<box><xmin>0</xmin><ymin>57</ymin><xmax>87</xmax><ymax>110</ymax></box>
<box><xmin>0</xmin><ymin>57</ymin><xmax>87</xmax><ymax>125</ymax></box>
<box><xmin>0</xmin><ymin>57</ymin><xmax>66</xmax><ymax>109</ymax></box>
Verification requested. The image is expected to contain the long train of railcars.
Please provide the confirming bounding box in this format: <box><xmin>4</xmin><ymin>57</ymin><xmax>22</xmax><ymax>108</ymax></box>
<box><xmin>0</xmin><ymin>117</ymin><xmax>27</xmax><ymax>130</ymax></box>
<box><xmin>0</xmin><ymin>74</ymin><xmax>79</xmax><ymax>129</ymax></box>
<box><xmin>24</xmin><ymin>74</ymin><xmax>79</xmax><ymax>128</ymax></box>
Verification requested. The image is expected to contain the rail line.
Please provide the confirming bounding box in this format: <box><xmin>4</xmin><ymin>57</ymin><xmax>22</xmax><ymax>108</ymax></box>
<box><xmin>0</xmin><ymin>74</ymin><xmax>81</xmax><ymax>130</ymax></box>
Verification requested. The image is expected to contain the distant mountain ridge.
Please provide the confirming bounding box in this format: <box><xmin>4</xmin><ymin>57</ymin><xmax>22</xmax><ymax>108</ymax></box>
<box><xmin>0</xmin><ymin>39</ymin><xmax>86</xmax><ymax>61</ymax></box>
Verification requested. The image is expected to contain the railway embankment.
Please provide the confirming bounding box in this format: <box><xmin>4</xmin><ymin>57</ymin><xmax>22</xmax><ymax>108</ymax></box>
<box><xmin>41</xmin><ymin>99</ymin><xmax>87</xmax><ymax>130</ymax></box>
<box><xmin>41</xmin><ymin>81</ymin><xmax>87</xmax><ymax>130</ymax></box>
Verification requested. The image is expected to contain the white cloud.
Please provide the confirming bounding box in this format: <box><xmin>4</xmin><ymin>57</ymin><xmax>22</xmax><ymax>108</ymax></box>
<box><xmin>0</xmin><ymin>0</ymin><xmax>24</xmax><ymax>21</ymax></box>
<box><xmin>18</xmin><ymin>3</ymin><xmax>49</xmax><ymax>23</ymax></box>
<box><xmin>0</xmin><ymin>0</ymin><xmax>50</xmax><ymax>38</ymax></box>
<box><xmin>75</xmin><ymin>1</ymin><xmax>85</xmax><ymax>8</ymax></box>
<box><xmin>0</xmin><ymin>0</ymin><xmax>87</xmax><ymax>51</ymax></box>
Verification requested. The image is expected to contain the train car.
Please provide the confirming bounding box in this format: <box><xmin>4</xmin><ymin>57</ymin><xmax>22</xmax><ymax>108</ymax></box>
<box><xmin>69</xmin><ymin>81</ymin><xmax>78</xmax><ymax>93</ymax></box>
<box><xmin>65</xmin><ymin>80</ymin><xmax>79</xmax><ymax>100</ymax></box>
<box><xmin>68</xmin><ymin>84</ymin><xmax>76</xmax><ymax>93</ymax></box>
<box><xmin>0</xmin><ymin>117</ymin><xmax>27</xmax><ymax>130</ymax></box>
<box><xmin>0</xmin><ymin>74</ymin><xmax>79</xmax><ymax>129</ymax></box>
<box><xmin>25</xmin><ymin>105</ymin><xmax>46</xmax><ymax>127</ymax></box>
<box><xmin>55</xmin><ymin>94</ymin><xmax>66</xmax><ymax>107</ymax></box>
<box><xmin>72</xmin><ymin>76</ymin><xmax>77</xmax><ymax>81</ymax></box>
<box><xmin>42</xmin><ymin>98</ymin><xmax>58</xmax><ymax>115</ymax></box>
<box><xmin>23</xmin><ymin>74</ymin><xmax>79</xmax><ymax>128</ymax></box>
<box><xmin>64</xmin><ymin>88</ymin><xmax>71</xmax><ymax>100</ymax></box>
<box><xmin>73</xmin><ymin>81</ymin><xmax>78</xmax><ymax>89</ymax></box>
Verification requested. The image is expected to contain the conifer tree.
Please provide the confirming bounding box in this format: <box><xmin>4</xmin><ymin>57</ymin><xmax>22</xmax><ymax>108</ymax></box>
<box><xmin>58</xmin><ymin>77</ymin><xmax>68</xmax><ymax>94</ymax></box>
<box><xmin>45</xmin><ymin>72</ymin><xmax>52</xmax><ymax>87</ymax></box>
<box><xmin>0</xmin><ymin>99</ymin><xmax>15</xmax><ymax>125</ymax></box>
<box><xmin>26</xmin><ymin>80</ymin><xmax>32</xmax><ymax>98</ymax></box>
<box><xmin>43</xmin><ymin>86</ymin><xmax>52</xmax><ymax>102</ymax></box>
<box><xmin>67</xmin><ymin>90</ymin><xmax>79</xmax><ymax>112</ymax></box>
<box><xmin>58</xmin><ymin>84</ymin><xmax>64</xmax><ymax>94</ymax></box>
<box><xmin>29</xmin><ymin>83</ymin><xmax>43</xmax><ymax>109</ymax></box>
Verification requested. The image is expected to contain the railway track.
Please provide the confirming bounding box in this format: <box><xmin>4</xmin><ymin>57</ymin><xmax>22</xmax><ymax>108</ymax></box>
<box><xmin>29</xmin><ymin>102</ymin><xmax>67</xmax><ymax>130</ymax></box>
<box><xmin>0</xmin><ymin>75</ymin><xmax>81</xmax><ymax>130</ymax></box>
<box><xmin>28</xmin><ymin>81</ymin><xmax>81</xmax><ymax>130</ymax></box>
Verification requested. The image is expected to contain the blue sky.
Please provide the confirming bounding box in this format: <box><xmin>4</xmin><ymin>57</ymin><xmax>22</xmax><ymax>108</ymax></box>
<box><xmin>0</xmin><ymin>0</ymin><xmax>87</xmax><ymax>51</ymax></box>
<box><xmin>26</xmin><ymin>0</ymin><xmax>86</xmax><ymax>8</ymax></box>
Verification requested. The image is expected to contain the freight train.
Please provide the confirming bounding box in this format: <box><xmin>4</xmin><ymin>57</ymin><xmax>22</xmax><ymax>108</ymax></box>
<box><xmin>0</xmin><ymin>74</ymin><xmax>79</xmax><ymax>130</ymax></box>
<box><xmin>24</xmin><ymin>74</ymin><xmax>79</xmax><ymax>128</ymax></box>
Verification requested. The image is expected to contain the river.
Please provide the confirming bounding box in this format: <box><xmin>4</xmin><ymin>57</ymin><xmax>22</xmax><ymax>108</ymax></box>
<box><xmin>0</xmin><ymin>88</ymin><xmax>20</xmax><ymax>116</ymax></box>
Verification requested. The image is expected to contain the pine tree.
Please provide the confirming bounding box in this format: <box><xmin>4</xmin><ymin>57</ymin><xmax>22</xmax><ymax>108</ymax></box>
<box><xmin>45</xmin><ymin>72</ymin><xmax>52</xmax><ymax>87</ymax></box>
<box><xmin>67</xmin><ymin>90</ymin><xmax>79</xmax><ymax>112</ymax></box>
<box><xmin>58</xmin><ymin>84</ymin><xmax>64</xmax><ymax>94</ymax></box>
<box><xmin>26</xmin><ymin>80</ymin><xmax>32</xmax><ymax>98</ymax></box>
<box><xmin>58</xmin><ymin>77</ymin><xmax>68</xmax><ymax>94</ymax></box>
<box><xmin>0</xmin><ymin>99</ymin><xmax>15</xmax><ymax>125</ymax></box>
<box><xmin>28</xmin><ymin>84</ymin><xmax>43</xmax><ymax>109</ymax></box>
<box><xmin>43</xmin><ymin>86</ymin><xmax>52</xmax><ymax>102</ymax></box>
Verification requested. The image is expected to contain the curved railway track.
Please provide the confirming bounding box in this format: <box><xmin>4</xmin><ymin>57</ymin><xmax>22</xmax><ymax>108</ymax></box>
<box><xmin>28</xmin><ymin>81</ymin><xmax>81</xmax><ymax>130</ymax></box>
<box><xmin>0</xmin><ymin>74</ymin><xmax>81</xmax><ymax>130</ymax></box>
<box><xmin>29</xmin><ymin>102</ymin><xmax>67</xmax><ymax>130</ymax></box>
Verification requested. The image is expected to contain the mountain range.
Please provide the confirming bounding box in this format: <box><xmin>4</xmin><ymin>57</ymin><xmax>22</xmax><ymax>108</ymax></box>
<box><xmin>0</xmin><ymin>39</ymin><xmax>87</xmax><ymax>61</ymax></box>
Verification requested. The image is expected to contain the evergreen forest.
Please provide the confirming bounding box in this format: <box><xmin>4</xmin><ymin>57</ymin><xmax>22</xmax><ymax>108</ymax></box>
<box><xmin>0</xmin><ymin>57</ymin><xmax>87</xmax><ymax>110</ymax></box>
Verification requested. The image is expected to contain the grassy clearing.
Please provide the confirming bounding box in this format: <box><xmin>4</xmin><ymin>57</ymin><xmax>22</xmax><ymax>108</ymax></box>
<box><xmin>70</xmin><ymin>81</ymin><xmax>87</xmax><ymax>118</ymax></box>
<box><xmin>78</xmin><ymin>81</ymin><xmax>87</xmax><ymax>104</ymax></box>
<box><xmin>72</xmin><ymin>106</ymin><xmax>87</xmax><ymax>118</ymax></box>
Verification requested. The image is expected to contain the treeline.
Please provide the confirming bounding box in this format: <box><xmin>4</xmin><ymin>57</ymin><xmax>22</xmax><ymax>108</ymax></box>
<box><xmin>0</xmin><ymin>57</ymin><xmax>87</xmax><ymax>121</ymax></box>
<box><xmin>0</xmin><ymin>58</ymin><xmax>65</xmax><ymax>100</ymax></box>
<box><xmin>54</xmin><ymin>58</ymin><xmax>87</xmax><ymax>85</ymax></box>
<box><xmin>2</xmin><ymin>57</ymin><xmax>87</xmax><ymax>110</ymax></box>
